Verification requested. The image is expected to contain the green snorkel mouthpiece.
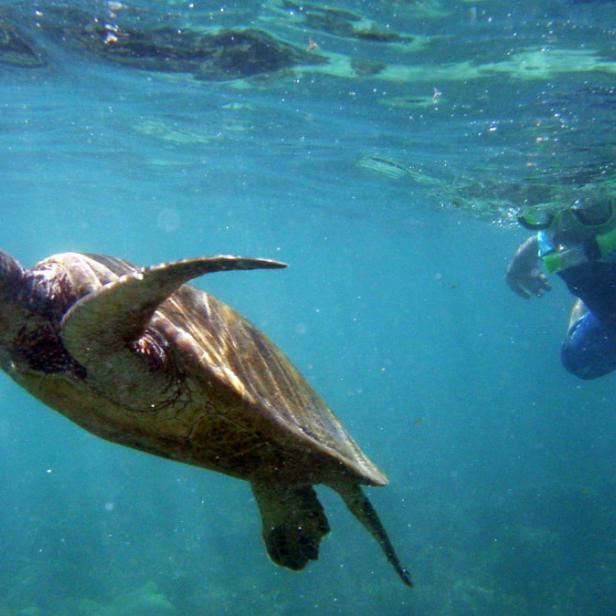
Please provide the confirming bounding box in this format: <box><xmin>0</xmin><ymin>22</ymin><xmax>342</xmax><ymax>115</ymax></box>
<box><xmin>595</xmin><ymin>225</ymin><xmax>616</xmax><ymax>256</ymax></box>
<box><xmin>541</xmin><ymin>226</ymin><xmax>616</xmax><ymax>274</ymax></box>
<box><xmin>542</xmin><ymin>247</ymin><xmax>586</xmax><ymax>274</ymax></box>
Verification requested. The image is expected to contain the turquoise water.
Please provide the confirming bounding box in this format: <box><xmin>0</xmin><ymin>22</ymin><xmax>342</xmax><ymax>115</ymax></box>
<box><xmin>1</xmin><ymin>0</ymin><xmax>616</xmax><ymax>614</ymax></box>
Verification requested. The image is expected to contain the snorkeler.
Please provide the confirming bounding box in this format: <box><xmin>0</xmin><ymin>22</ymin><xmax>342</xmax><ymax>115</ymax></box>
<box><xmin>506</xmin><ymin>194</ymin><xmax>616</xmax><ymax>379</ymax></box>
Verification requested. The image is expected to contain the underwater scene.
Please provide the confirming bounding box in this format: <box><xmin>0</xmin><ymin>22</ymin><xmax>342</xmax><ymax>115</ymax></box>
<box><xmin>1</xmin><ymin>0</ymin><xmax>615</xmax><ymax>614</ymax></box>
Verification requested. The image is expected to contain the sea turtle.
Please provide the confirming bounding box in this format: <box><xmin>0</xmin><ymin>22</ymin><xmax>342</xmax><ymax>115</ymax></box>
<box><xmin>0</xmin><ymin>250</ymin><xmax>411</xmax><ymax>586</ymax></box>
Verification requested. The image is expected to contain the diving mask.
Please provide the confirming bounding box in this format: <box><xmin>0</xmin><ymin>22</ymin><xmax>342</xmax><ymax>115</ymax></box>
<box><xmin>518</xmin><ymin>197</ymin><xmax>615</xmax><ymax>231</ymax></box>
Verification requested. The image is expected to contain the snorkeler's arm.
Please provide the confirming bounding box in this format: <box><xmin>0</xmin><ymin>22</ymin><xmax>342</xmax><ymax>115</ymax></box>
<box><xmin>505</xmin><ymin>236</ymin><xmax>551</xmax><ymax>299</ymax></box>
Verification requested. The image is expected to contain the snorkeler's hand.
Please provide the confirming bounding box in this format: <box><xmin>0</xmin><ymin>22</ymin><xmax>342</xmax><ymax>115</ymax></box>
<box><xmin>505</xmin><ymin>236</ymin><xmax>551</xmax><ymax>299</ymax></box>
<box><xmin>506</xmin><ymin>263</ymin><xmax>551</xmax><ymax>298</ymax></box>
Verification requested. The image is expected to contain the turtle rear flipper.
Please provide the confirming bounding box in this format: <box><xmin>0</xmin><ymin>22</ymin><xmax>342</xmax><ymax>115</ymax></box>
<box><xmin>335</xmin><ymin>483</ymin><xmax>413</xmax><ymax>587</ymax></box>
<box><xmin>252</xmin><ymin>482</ymin><xmax>330</xmax><ymax>570</ymax></box>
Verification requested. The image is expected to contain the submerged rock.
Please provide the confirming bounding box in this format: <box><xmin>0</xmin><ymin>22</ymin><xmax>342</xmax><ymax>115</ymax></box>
<box><xmin>0</xmin><ymin>17</ymin><xmax>46</xmax><ymax>68</ymax></box>
<box><xmin>31</xmin><ymin>6</ymin><xmax>326</xmax><ymax>80</ymax></box>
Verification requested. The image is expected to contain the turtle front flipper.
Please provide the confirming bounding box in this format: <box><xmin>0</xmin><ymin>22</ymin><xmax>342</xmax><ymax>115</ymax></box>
<box><xmin>252</xmin><ymin>482</ymin><xmax>330</xmax><ymax>571</ymax></box>
<box><xmin>60</xmin><ymin>255</ymin><xmax>286</xmax><ymax>404</ymax></box>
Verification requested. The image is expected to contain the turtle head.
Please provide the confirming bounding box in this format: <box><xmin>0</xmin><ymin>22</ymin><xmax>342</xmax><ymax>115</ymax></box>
<box><xmin>0</xmin><ymin>250</ymin><xmax>25</xmax><ymax>294</ymax></box>
<box><xmin>0</xmin><ymin>250</ymin><xmax>27</xmax><ymax>343</ymax></box>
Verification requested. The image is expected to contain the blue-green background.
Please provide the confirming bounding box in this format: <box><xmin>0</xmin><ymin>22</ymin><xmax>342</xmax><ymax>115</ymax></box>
<box><xmin>1</xmin><ymin>1</ymin><xmax>615</xmax><ymax>614</ymax></box>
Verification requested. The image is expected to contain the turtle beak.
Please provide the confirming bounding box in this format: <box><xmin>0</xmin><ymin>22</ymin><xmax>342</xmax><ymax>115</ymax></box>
<box><xmin>0</xmin><ymin>250</ymin><xmax>25</xmax><ymax>316</ymax></box>
<box><xmin>0</xmin><ymin>251</ymin><xmax>26</xmax><ymax>346</ymax></box>
<box><xmin>0</xmin><ymin>251</ymin><xmax>24</xmax><ymax>292</ymax></box>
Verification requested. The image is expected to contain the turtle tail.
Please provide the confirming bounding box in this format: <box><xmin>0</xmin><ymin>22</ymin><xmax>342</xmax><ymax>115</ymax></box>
<box><xmin>252</xmin><ymin>482</ymin><xmax>330</xmax><ymax>571</ymax></box>
<box><xmin>334</xmin><ymin>483</ymin><xmax>413</xmax><ymax>587</ymax></box>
